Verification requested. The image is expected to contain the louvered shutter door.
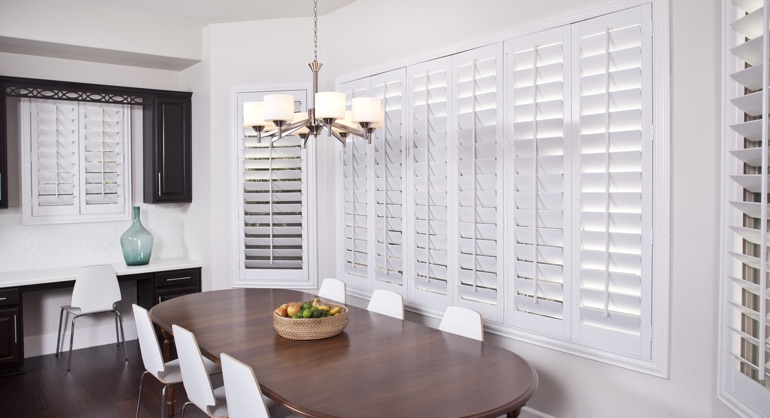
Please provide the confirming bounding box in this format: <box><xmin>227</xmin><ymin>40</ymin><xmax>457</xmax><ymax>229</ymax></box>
<box><xmin>722</xmin><ymin>0</ymin><xmax>770</xmax><ymax>413</ymax></box>
<box><xmin>451</xmin><ymin>45</ymin><xmax>504</xmax><ymax>321</ymax></box>
<box><xmin>339</xmin><ymin>79</ymin><xmax>372</xmax><ymax>290</ymax></box>
<box><xmin>370</xmin><ymin>69</ymin><xmax>407</xmax><ymax>294</ymax></box>
<box><xmin>506</xmin><ymin>26</ymin><xmax>572</xmax><ymax>337</ymax></box>
<box><xmin>407</xmin><ymin>58</ymin><xmax>452</xmax><ymax>309</ymax></box>
<box><xmin>572</xmin><ymin>5</ymin><xmax>653</xmax><ymax>357</ymax></box>
<box><xmin>241</xmin><ymin>91</ymin><xmax>309</xmax><ymax>281</ymax></box>
<box><xmin>29</xmin><ymin>100</ymin><xmax>80</xmax><ymax>217</ymax></box>
<box><xmin>79</xmin><ymin>103</ymin><xmax>128</xmax><ymax>213</ymax></box>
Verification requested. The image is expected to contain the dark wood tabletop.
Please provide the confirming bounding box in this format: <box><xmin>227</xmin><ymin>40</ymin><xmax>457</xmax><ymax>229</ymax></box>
<box><xmin>149</xmin><ymin>288</ymin><xmax>538</xmax><ymax>418</ymax></box>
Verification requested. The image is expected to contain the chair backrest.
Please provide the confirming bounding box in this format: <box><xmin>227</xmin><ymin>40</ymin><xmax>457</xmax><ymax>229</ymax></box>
<box><xmin>439</xmin><ymin>306</ymin><xmax>484</xmax><ymax>341</ymax></box>
<box><xmin>173</xmin><ymin>324</ymin><xmax>216</xmax><ymax>413</ymax></box>
<box><xmin>367</xmin><ymin>289</ymin><xmax>404</xmax><ymax>320</ymax></box>
<box><xmin>71</xmin><ymin>264</ymin><xmax>121</xmax><ymax>313</ymax></box>
<box><xmin>318</xmin><ymin>278</ymin><xmax>346</xmax><ymax>304</ymax></box>
<box><xmin>132</xmin><ymin>304</ymin><xmax>166</xmax><ymax>378</ymax></box>
<box><xmin>221</xmin><ymin>353</ymin><xmax>270</xmax><ymax>418</ymax></box>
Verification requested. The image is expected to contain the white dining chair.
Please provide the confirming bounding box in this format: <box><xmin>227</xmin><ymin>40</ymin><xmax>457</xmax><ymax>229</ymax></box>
<box><xmin>439</xmin><ymin>306</ymin><xmax>484</xmax><ymax>341</ymax></box>
<box><xmin>55</xmin><ymin>264</ymin><xmax>127</xmax><ymax>371</ymax></box>
<box><xmin>367</xmin><ymin>289</ymin><xmax>404</xmax><ymax>320</ymax></box>
<box><xmin>133</xmin><ymin>304</ymin><xmax>220</xmax><ymax>418</ymax></box>
<box><xmin>221</xmin><ymin>353</ymin><xmax>302</xmax><ymax>418</ymax></box>
<box><xmin>318</xmin><ymin>278</ymin><xmax>346</xmax><ymax>304</ymax></box>
<box><xmin>174</xmin><ymin>324</ymin><xmax>228</xmax><ymax>418</ymax></box>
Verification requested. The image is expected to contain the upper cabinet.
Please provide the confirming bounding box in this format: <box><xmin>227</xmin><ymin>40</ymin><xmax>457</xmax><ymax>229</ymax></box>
<box><xmin>143</xmin><ymin>93</ymin><xmax>192</xmax><ymax>203</ymax></box>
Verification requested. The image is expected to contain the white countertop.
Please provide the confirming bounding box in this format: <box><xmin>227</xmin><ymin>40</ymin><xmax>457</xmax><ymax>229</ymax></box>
<box><xmin>0</xmin><ymin>258</ymin><xmax>202</xmax><ymax>288</ymax></box>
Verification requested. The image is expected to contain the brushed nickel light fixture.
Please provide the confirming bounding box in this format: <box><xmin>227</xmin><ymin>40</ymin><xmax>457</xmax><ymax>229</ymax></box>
<box><xmin>243</xmin><ymin>0</ymin><xmax>383</xmax><ymax>147</ymax></box>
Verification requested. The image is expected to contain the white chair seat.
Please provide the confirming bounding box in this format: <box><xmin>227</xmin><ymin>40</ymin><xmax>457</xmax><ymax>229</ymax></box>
<box><xmin>156</xmin><ymin>357</ymin><xmax>221</xmax><ymax>384</ymax></box>
<box><xmin>208</xmin><ymin>386</ymin><xmax>228</xmax><ymax>418</ymax></box>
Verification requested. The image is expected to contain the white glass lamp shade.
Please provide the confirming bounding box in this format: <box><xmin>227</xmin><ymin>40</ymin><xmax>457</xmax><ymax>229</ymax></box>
<box><xmin>294</xmin><ymin>112</ymin><xmax>310</xmax><ymax>134</ymax></box>
<box><xmin>264</xmin><ymin>94</ymin><xmax>295</xmax><ymax>122</ymax></box>
<box><xmin>352</xmin><ymin>97</ymin><xmax>383</xmax><ymax>123</ymax></box>
<box><xmin>315</xmin><ymin>92</ymin><xmax>346</xmax><ymax>120</ymax></box>
<box><xmin>243</xmin><ymin>101</ymin><xmax>268</xmax><ymax>128</ymax></box>
<box><xmin>332</xmin><ymin>110</ymin><xmax>355</xmax><ymax>133</ymax></box>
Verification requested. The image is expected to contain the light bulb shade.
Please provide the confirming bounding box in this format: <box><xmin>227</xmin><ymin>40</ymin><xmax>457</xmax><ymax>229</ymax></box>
<box><xmin>315</xmin><ymin>92</ymin><xmax>346</xmax><ymax>120</ymax></box>
<box><xmin>294</xmin><ymin>112</ymin><xmax>310</xmax><ymax>134</ymax></box>
<box><xmin>332</xmin><ymin>110</ymin><xmax>355</xmax><ymax>133</ymax></box>
<box><xmin>243</xmin><ymin>101</ymin><xmax>268</xmax><ymax>128</ymax></box>
<box><xmin>352</xmin><ymin>97</ymin><xmax>383</xmax><ymax>123</ymax></box>
<box><xmin>264</xmin><ymin>94</ymin><xmax>295</xmax><ymax>122</ymax></box>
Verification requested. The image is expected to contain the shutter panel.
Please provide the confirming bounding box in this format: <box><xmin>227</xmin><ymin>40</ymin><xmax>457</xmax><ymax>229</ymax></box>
<box><xmin>240</xmin><ymin>90</ymin><xmax>309</xmax><ymax>282</ymax></box>
<box><xmin>370</xmin><ymin>69</ymin><xmax>408</xmax><ymax>293</ymax></box>
<box><xmin>339</xmin><ymin>79</ymin><xmax>372</xmax><ymax>290</ymax></box>
<box><xmin>79</xmin><ymin>103</ymin><xmax>128</xmax><ymax>213</ymax></box>
<box><xmin>721</xmin><ymin>0</ymin><xmax>770</xmax><ymax>414</ymax></box>
<box><xmin>29</xmin><ymin>100</ymin><xmax>80</xmax><ymax>217</ymax></box>
<box><xmin>451</xmin><ymin>45</ymin><xmax>504</xmax><ymax>321</ymax></box>
<box><xmin>572</xmin><ymin>5</ymin><xmax>652</xmax><ymax>357</ymax></box>
<box><xmin>407</xmin><ymin>58</ymin><xmax>452</xmax><ymax>309</ymax></box>
<box><xmin>506</xmin><ymin>26</ymin><xmax>572</xmax><ymax>336</ymax></box>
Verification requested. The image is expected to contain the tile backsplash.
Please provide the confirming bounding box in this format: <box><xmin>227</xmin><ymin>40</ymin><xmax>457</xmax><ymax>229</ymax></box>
<box><xmin>0</xmin><ymin>204</ymin><xmax>185</xmax><ymax>272</ymax></box>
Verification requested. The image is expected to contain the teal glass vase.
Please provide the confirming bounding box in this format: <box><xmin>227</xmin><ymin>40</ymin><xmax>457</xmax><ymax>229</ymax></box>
<box><xmin>120</xmin><ymin>206</ymin><xmax>154</xmax><ymax>266</ymax></box>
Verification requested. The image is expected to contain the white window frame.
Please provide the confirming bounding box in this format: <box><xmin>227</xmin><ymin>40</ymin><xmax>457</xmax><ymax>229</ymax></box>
<box><xmin>334</xmin><ymin>0</ymin><xmax>670</xmax><ymax>376</ymax></box>
<box><xmin>230</xmin><ymin>84</ymin><xmax>317</xmax><ymax>289</ymax></box>
<box><xmin>19</xmin><ymin>98</ymin><xmax>133</xmax><ymax>225</ymax></box>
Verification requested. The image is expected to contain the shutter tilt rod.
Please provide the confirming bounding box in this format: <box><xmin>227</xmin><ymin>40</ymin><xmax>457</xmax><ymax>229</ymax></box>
<box><xmin>532</xmin><ymin>44</ymin><xmax>541</xmax><ymax>304</ymax></box>
<box><xmin>425</xmin><ymin>70</ymin><xmax>432</xmax><ymax>284</ymax></box>
<box><xmin>602</xmin><ymin>27</ymin><xmax>613</xmax><ymax>319</ymax></box>
<box><xmin>382</xmin><ymin>82</ymin><xmax>390</xmax><ymax>277</ymax></box>
<box><xmin>471</xmin><ymin>59</ymin><xmax>479</xmax><ymax>293</ymax></box>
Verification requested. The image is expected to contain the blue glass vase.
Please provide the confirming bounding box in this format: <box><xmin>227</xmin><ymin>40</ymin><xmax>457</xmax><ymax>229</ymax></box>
<box><xmin>120</xmin><ymin>206</ymin><xmax>154</xmax><ymax>266</ymax></box>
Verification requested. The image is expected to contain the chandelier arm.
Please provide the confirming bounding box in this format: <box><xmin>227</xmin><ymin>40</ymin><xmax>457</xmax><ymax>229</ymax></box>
<box><xmin>262</xmin><ymin>119</ymin><xmax>311</xmax><ymax>138</ymax></box>
<box><xmin>330</xmin><ymin>130</ymin><xmax>347</xmax><ymax>146</ymax></box>
<box><xmin>331</xmin><ymin>121</ymin><xmax>365</xmax><ymax>138</ymax></box>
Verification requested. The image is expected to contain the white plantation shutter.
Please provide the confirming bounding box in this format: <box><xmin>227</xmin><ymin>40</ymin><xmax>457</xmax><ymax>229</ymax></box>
<box><xmin>407</xmin><ymin>58</ymin><xmax>452</xmax><ymax>309</ymax></box>
<box><xmin>721</xmin><ymin>0</ymin><xmax>770</xmax><ymax>415</ymax></box>
<box><xmin>21</xmin><ymin>99</ymin><xmax>131</xmax><ymax>224</ymax></box>
<box><xmin>571</xmin><ymin>6</ymin><xmax>652</xmax><ymax>357</ymax></box>
<box><xmin>506</xmin><ymin>26</ymin><xmax>572</xmax><ymax>337</ymax></box>
<box><xmin>339</xmin><ymin>79</ymin><xmax>372</xmax><ymax>290</ymax></box>
<box><xmin>370</xmin><ymin>69</ymin><xmax>408</xmax><ymax>293</ymax></box>
<box><xmin>451</xmin><ymin>45</ymin><xmax>504</xmax><ymax>321</ymax></box>
<box><xmin>239</xmin><ymin>89</ymin><xmax>310</xmax><ymax>284</ymax></box>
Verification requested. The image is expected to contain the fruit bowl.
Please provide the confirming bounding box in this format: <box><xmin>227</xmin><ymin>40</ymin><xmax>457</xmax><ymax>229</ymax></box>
<box><xmin>273</xmin><ymin>299</ymin><xmax>349</xmax><ymax>340</ymax></box>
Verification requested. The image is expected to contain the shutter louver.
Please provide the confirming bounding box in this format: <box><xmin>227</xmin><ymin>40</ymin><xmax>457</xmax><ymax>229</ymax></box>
<box><xmin>371</xmin><ymin>69</ymin><xmax>407</xmax><ymax>291</ymax></box>
<box><xmin>507</xmin><ymin>27</ymin><xmax>572</xmax><ymax>336</ymax></box>
<box><xmin>452</xmin><ymin>45</ymin><xmax>504</xmax><ymax>321</ymax></box>
<box><xmin>721</xmin><ymin>0</ymin><xmax>770</xmax><ymax>413</ymax></box>
<box><xmin>572</xmin><ymin>6</ymin><xmax>652</xmax><ymax>357</ymax></box>
<box><xmin>79</xmin><ymin>103</ymin><xmax>126</xmax><ymax>212</ymax></box>
<box><xmin>408</xmin><ymin>58</ymin><xmax>451</xmax><ymax>308</ymax></box>
<box><xmin>340</xmin><ymin>81</ymin><xmax>371</xmax><ymax>287</ymax></box>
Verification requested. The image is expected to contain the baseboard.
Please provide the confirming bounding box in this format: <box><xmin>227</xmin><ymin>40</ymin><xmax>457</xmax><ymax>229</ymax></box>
<box><xmin>24</xmin><ymin>318</ymin><xmax>138</xmax><ymax>358</ymax></box>
<box><xmin>520</xmin><ymin>406</ymin><xmax>555</xmax><ymax>418</ymax></box>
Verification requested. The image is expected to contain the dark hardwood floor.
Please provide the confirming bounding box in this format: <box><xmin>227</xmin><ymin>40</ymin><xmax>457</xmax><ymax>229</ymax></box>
<box><xmin>0</xmin><ymin>340</ymin><xmax>213</xmax><ymax>417</ymax></box>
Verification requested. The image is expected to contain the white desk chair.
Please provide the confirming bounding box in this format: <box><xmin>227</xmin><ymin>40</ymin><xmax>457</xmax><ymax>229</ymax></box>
<box><xmin>55</xmin><ymin>264</ymin><xmax>127</xmax><ymax>371</ymax></box>
<box><xmin>318</xmin><ymin>278</ymin><xmax>346</xmax><ymax>304</ymax></box>
<box><xmin>439</xmin><ymin>306</ymin><xmax>484</xmax><ymax>341</ymax></box>
<box><xmin>221</xmin><ymin>353</ymin><xmax>301</xmax><ymax>418</ymax></box>
<box><xmin>173</xmin><ymin>324</ymin><xmax>228</xmax><ymax>418</ymax></box>
<box><xmin>133</xmin><ymin>304</ymin><xmax>220</xmax><ymax>418</ymax></box>
<box><xmin>367</xmin><ymin>289</ymin><xmax>404</xmax><ymax>320</ymax></box>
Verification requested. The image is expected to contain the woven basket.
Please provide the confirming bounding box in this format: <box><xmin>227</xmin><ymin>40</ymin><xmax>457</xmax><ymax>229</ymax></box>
<box><xmin>273</xmin><ymin>301</ymin><xmax>349</xmax><ymax>340</ymax></box>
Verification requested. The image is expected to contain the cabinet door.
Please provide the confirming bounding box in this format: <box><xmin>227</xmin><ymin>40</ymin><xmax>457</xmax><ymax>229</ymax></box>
<box><xmin>144</xmin><ymin>94</ymin><xmax>192</xmax><ymax>203</ymax></box>
<box><xmin>0</xmin><ymin>307</ymin><xmax>21</xmax><ymax>366</ymax></box>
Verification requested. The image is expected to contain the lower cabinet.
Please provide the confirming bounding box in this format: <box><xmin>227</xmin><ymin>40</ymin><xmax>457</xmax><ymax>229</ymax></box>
<box><xmin>0</xmin><ymin>288</ymin><xmax>22</xmax><ymax>376</ymax></box>
<box><xmin>137</xmin><ymin>268</ymin><xmax>201</xmax><ymax>309</ymax></box>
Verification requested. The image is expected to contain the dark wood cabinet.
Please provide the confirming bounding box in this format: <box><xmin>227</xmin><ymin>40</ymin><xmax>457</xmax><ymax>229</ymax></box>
<box><xmin>136</xmin><ymin>268</ymin><xmax>201</xmax><ymax>309</ymax></box>
<box><xmin>0</xmin><ymin>289</ymin><xmax>22</xmax><ymax>376</ymax></box>
<box><xmin>143</xmin><ymin>93</ymin><xmax>193</xmax><ymax>203</ymax></box>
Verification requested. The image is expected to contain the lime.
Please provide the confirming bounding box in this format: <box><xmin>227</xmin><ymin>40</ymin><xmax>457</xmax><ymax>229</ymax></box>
<box><xmin>312</xmin><ymin>308</ymin><xmax>322</xmax><ymax>318</ymax></box>
<box><xmin>302</xmin><ymin>302</ymin><xmax>313</xmax><ymax>310</ymax></box>
<box><xmin>302</xmin><ymin>308</ymin><xmax>313</xmax><ymax>318</ymax></box>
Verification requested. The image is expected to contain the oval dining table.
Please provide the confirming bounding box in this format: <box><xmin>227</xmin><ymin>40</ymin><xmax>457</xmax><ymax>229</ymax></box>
<box><xmin>149</xmin><ymin>288</ymin><xmax>538</xmax><ymax>418</ymax></box>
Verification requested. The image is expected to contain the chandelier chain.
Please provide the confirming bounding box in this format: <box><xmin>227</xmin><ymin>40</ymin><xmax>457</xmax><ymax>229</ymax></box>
<box><xmin>313</xmin><ymin>0</ymin><xmax>318</xmax><ymax>62</ymax></box>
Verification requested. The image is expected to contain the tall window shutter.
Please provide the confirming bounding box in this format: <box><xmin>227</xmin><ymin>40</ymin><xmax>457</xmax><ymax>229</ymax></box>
<box><xmin>451</xmin><ymin>45</ymin><xmax>504</xmax><ymax>321</ymax></box>
<box><xmin>370</xmin><ymin>69</ymin><xmax>408</xmax><ymax>294</ymax></box>
<box><xmin>506</xmin><ymin>26</ymin><xmax>572</xmax><ymax>337</ymax></box>
<box><xmin>339</xmin><ymin>80</ymin><xmax>372</xmax><ymax>290</ymax></box>
<box><xmin>571</xmin><ymin>5</ymin><xmax>653</xmax><ymax>357</ymax></box>
<box><xmin>240</xmin><ymin>90</ymin><xmax>310</xmax><ymax>283</ymax></box>
<box><xmin>721</xmin><ymin>0</ymin><xmax>770</xmax><ymax>415</ymax></box>
<box><xmin>407</xmin><ymin>58</ymin><xmax>452</xmax><ymax>309</ymax></box>
<box><xmin>79</xmin><ymin>103</ymin><xmax>127</xmax><ymax>213</ymax></box>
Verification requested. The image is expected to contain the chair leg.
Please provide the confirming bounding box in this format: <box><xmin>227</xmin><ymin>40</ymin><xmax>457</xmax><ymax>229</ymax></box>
<box><xmin>181</xmin><ymin>401</ymin><xmax>194</xmax><ymax>418</ymax></box>
<box><xmin>135</xmin><ymin>370</ymin><xmax>149</xmax><ymax>418</ymax></box>
<box><xmin>55</xmin><ymin>308</ymin><xmax>65</xmax><ymax>357</ymax></box>
<box><xmin>114</xmin><ymin>308</ymin><xmax>120</xmax><ymax>347</ymax></box>
<box><xmin>160</xmin><ymin>383</ymin><xmax>171</xmax><ymax>418</ymax></box>
<box><xmin>116</xmin><ymin>310</ymin><xmax>128</xmax><ymax>362</ymax></box>
<box><xmin>67</xmin><ymin>314</ymin><xmax>81</xmax><ymax>372</ymax></box>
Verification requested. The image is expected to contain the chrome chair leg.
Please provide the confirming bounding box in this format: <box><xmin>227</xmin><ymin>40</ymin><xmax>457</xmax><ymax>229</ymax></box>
<box><xmin>115</xmin><ymin>310</ymin><xmax>128</xmax><ymax>361</ymax></box>
<box><xmin>114</xmin><ymin>308</ymin><xmax>120</xmax><ymax>347</ymax></box>
<box><xmin>55</xmin><ymin>307</ymin><xmax>65</xmax><ymax>357</ymax></box>
<box><xmin>67</xmin><ymin>314</ymin><xmax>82</xmax><ymax>372</ymax></box>
<box><xmin>136</xmin><ymin>370</ymin><xmax>149</xmax><ymax>418</ymax></box>
<box><xmin>181</xmin><ymin>401</ymin><xmax>194</xmax><ymax>418</ymax></box>
<box><xmin>160</xmin><ymin>383</ymin><xmax>171</xmax><ymax>418</ymax></box>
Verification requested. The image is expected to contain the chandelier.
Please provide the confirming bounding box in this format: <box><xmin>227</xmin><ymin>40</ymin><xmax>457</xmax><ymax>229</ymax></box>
<box><xmin>243</xmin><ymin>0</ymin><xmax>383</xmax><ymax>147</ymax></box>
